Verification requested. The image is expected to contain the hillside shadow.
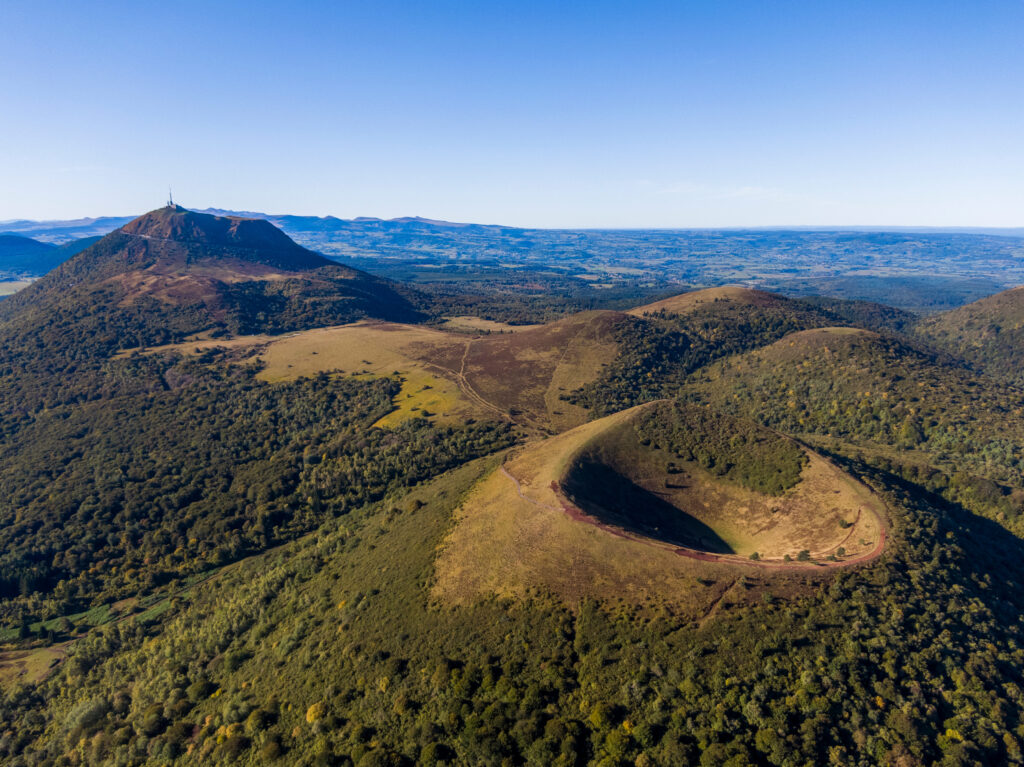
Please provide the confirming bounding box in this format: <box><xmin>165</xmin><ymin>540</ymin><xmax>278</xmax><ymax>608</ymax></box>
<box><xmin>821</xmin><ymin>449</ymin><xmax>1024</xmax><ymax>622</ymax></box>
<box><xmin>564</xmin><ymin>458</ymin><xmax>735</xmax><ymax>554</ymax></box>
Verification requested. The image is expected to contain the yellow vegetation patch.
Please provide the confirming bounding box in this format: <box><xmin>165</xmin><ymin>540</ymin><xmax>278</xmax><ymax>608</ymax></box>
<box><xmin>373</xmin><ymin>370</ymin><xmax>461</xmax><ymax>428</ymax></box>
<box><xmin>248</xmin><ymin>322</ymin><xmax>458</xmax><ymax>382</ymax></box>
<box><xmin>247</xmin><ymin>322</ymin><xmax>476</xmax><ymax>425</ymax></box>
<box><xmin>122</xmin><ymin>321</ymin><xmax>483</xmax><ymax>424</ymax></box>
<box><xmin>0</xmin><ymin>644</ymin><xmax>68</xmax><ymax>685</ymax></box>
<box><xmin>113</xmin><ymin>332</ymin><xmax>277</xmax><ymax>358</ymax></box>
<box><xmin>305</xmin><ymin>701</ymin><xmax>326</xmax><ymax>723</ymax></box>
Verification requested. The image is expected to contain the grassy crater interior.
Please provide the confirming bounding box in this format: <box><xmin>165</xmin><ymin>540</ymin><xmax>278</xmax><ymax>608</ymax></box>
<box><xmin>560</xmin><ymin>402</ymin><xmax>880</xmax><ymax>561</ymax></box>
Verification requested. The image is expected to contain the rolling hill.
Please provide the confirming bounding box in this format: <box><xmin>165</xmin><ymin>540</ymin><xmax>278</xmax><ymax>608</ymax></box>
<box><xmin>679</xmin><ymin>326</ymin><xmax>1024</xmax><ymax>536</ymax></box>
<box><xmin>127</xmin><ymin>286</ymin><xmax>922</xmax><ymax>436</ymax></box>
<box><xmin>916</xmin><ymin>285</ymin><xmax>1024</xmax><ymax>386</ymax></box>
<box><xmin>5</xmin><ymin>262</ymin><xmax>1024</xmax><ymax>767</ymax></box>
<box><xmin>626</xmin><ymin>285</ymin><xmax>783</xmax><ymax>316</ymax></box>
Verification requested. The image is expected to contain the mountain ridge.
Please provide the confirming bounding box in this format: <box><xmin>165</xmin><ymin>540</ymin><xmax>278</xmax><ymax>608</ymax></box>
<box><xmin>0</xmin><ymin>206</ymin><xmax>421</xmax><ymax>361</ymax></box>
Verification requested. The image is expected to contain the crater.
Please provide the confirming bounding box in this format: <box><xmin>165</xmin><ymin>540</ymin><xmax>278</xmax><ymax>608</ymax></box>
<box><xmin>559</xmin><ymin>402</ymin><xmax>882</xmax><ymax>563</ymax></box>
<box><xmin>563</xmin><ymin>456</ymin><xmax>735</xmax><ymax>554</ymax></box>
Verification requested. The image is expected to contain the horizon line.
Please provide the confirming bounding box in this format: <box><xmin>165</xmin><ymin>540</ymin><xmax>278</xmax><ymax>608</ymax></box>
<box><xmin>2</xmin><ymin>208</ymin><xmax>1023</xmax><ymax>236</ymax></box>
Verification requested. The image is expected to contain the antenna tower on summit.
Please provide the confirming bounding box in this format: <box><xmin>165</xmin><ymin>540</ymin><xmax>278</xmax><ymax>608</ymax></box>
<box><xmin>167</xmin><ymin>187</ymin><xmax>174</xmax><ymax>207</ymax></box>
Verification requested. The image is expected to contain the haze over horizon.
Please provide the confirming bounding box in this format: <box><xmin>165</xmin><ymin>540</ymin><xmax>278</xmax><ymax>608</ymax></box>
<box><xmin>3</xmin><ymin>0</ymin><xmax>1023</xmax><ymax>228</ymax></box>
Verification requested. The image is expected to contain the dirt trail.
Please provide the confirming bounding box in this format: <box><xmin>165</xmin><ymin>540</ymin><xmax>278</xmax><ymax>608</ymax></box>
<box><xmin>437</xmin><ymin>338</ymin><xmax>549</xmax><ymax>432</ymax></box>
<box><xmin>414</xmin><ymin>338</ymin><xmax>509</xmax><ymax>424</ymax></box>
<box><xmin>697</xmin><ymin>580</ymin><xmax>736</xmax><ymax>629</ymax></box>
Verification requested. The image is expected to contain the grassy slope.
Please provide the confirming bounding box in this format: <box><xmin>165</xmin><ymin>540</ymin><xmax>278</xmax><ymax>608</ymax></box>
<box><xmin>626</xmin><ymin>286</ymin><xmax>784</xmax><ymax>317</ymax></box>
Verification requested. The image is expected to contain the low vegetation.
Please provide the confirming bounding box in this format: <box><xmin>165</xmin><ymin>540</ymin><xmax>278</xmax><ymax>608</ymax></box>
<box><xmin>3</xmin><ymin>445</ymin><xmax>1024</xmax><ymax>766</ymax></box>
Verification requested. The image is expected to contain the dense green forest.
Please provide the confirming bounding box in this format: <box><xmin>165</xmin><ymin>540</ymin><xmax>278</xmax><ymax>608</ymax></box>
<box><xmin>0</xmin><ymin>356</ymin><xmax>513</xmax><ymax>629</ymax></box>
<box><xmin>5</xmin><ymin>210</ymin><xmax>1024</xmax><ymax>766</ymax></box>
<box><xmin>632</xmin><ymin>403</ymin><xmax>808</xmax><ymax>496</ymax></box>
<box><xmin>3</xmin><ymin>452</ymin><xmax>1024</xmax><ymax>766</ymax></box>
<box><xmin>676</xmin><ymin>329</ymin><xmax>1024</xmax><ymax>534</ymax></box>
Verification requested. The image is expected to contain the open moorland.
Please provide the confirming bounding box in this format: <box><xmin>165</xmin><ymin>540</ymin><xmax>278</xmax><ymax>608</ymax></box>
<box><xmin>139</xmin><ymin>308</ymin><xmax>629</xmax><ymax>433</ymax></box>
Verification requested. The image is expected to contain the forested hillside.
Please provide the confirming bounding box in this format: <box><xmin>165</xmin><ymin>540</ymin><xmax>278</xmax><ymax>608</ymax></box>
<box><xmin>3</xmin><ymin>212</ymin><xmax>1024</xmax><ymax>766</ymax></box>
<box><xmin>566</xmin><ymin>290</ymin><xmax>909</xmax><ymax>416</ymax></box>
<box><xmin>916</xmin><ymin>286</ymin><xmax>1024</xmax><ymax>387</ymax></box>
<box><xmin>3</xmin><ymin>449</ymin><xmax>1024</xmax><ymax>766</ymax></box>
<box><xmin>679</xmin><ymin>327</ymin><xmax>1024</xmax><ymax>539</ymax></box>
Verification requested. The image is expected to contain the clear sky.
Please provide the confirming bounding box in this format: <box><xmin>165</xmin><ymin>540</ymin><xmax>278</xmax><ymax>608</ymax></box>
<box><xmin>2</xmin><ymin>0</ymin><xmax>1022</xmax><ymax>227</ymax></box>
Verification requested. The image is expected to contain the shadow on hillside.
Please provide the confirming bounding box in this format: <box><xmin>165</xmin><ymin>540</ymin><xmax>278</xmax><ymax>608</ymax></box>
<box><xmin>564</xmin><ymin>458</ymin><xmax>735</xmax><ymax>554</ymax></box>
<box><xmin>823</xmin><ymin>449</ymin><xmax>1024</xmax><ymax>622</ymax></box>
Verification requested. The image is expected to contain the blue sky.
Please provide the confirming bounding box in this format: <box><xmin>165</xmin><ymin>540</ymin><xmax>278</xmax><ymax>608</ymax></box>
<box><xmin>1</xmin><ymin>0</ymin><xmax>1022</xmax><ymax>227</ymax></box>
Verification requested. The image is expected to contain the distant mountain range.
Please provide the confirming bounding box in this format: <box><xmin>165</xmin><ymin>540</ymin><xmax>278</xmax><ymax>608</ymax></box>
<box><xmin>0</xmin><ymin>210</ymin><xmax>510</xmax><ymax>245</ymax></box>
<box><xmin>5</xmin><ymin>208</ymin><xmax>1024</xmax><ymax>243</ymax></box>
<box><xmin>0</xmin><ymin>234</ymin><xmax>98</xmax><ymax>280</ymax></box>
<box><xmin>0</xmin><ymin>215</ymin><xmax>137</xmax><ymax>244</ymax></box>
<box><xmin>4</xmin><ymin>208</ymin><xmax>1024</xmax><ymax>313</ymax></box>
